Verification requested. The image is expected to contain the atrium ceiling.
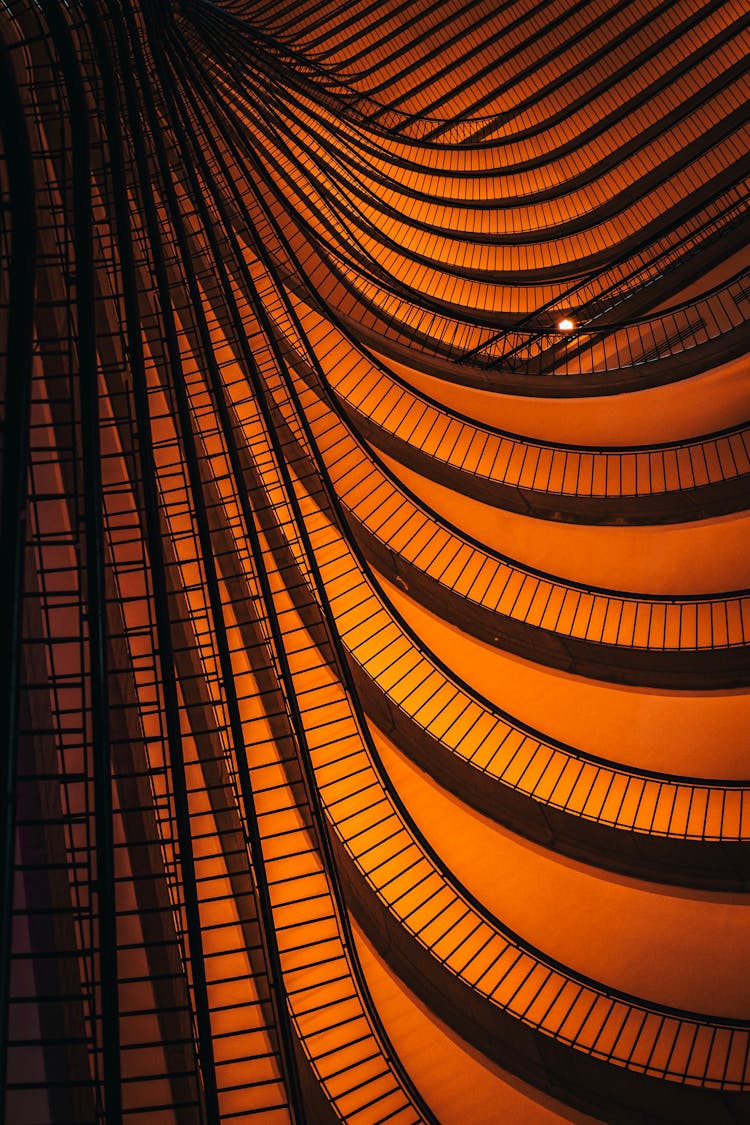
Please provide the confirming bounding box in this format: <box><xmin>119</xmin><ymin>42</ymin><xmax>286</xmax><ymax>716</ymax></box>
<box><xmin>1</xmin><ymin>1</ymin><xmax>749</xmax><ymax>1122</ymax></box>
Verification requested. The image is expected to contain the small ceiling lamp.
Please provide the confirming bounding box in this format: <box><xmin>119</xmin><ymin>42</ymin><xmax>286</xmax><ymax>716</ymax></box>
<box><xmin>557</xmin><ymin>317</ymin><xmax>575</xmax><ymax>331</ymax></box>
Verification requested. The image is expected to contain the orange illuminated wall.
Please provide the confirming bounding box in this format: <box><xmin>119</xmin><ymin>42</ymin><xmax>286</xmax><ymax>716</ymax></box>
<box><xmin>1</xmin><ymin>1</ymin><xmax>749</xmax><ymax>1123</ymax></box>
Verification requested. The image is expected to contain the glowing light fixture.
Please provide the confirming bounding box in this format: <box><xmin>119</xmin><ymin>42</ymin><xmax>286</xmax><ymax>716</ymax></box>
<box><xmin>558</xmin><ymin>317</ymin><xmax>575</xmax><ymax>331</ymax></box>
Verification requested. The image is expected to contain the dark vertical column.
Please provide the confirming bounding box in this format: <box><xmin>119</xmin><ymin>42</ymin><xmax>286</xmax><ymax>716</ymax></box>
<box><xmin>0</xmin><ymin>30</ymin><xmax>36</xmax><ymax>1117</ymax></box>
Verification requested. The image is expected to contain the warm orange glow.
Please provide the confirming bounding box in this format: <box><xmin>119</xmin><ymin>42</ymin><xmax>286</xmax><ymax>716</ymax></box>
<box><xmin>3</xmin><ymin>1</ymin><xmax>749</xmax><ymax>1123</ymax></box>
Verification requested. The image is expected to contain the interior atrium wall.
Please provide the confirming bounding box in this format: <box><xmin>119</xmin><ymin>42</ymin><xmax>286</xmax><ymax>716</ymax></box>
<box><xmin>1</xmin><ymin>1</ymin><xmax>749</xmax><ymax>1122</ymax></box>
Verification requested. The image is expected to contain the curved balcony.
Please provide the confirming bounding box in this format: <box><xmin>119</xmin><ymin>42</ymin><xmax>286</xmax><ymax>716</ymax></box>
<box><xmin>3</xmin><ymin>1</ymin><xmax>749</xmax><ymax>1123</ymax></box>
